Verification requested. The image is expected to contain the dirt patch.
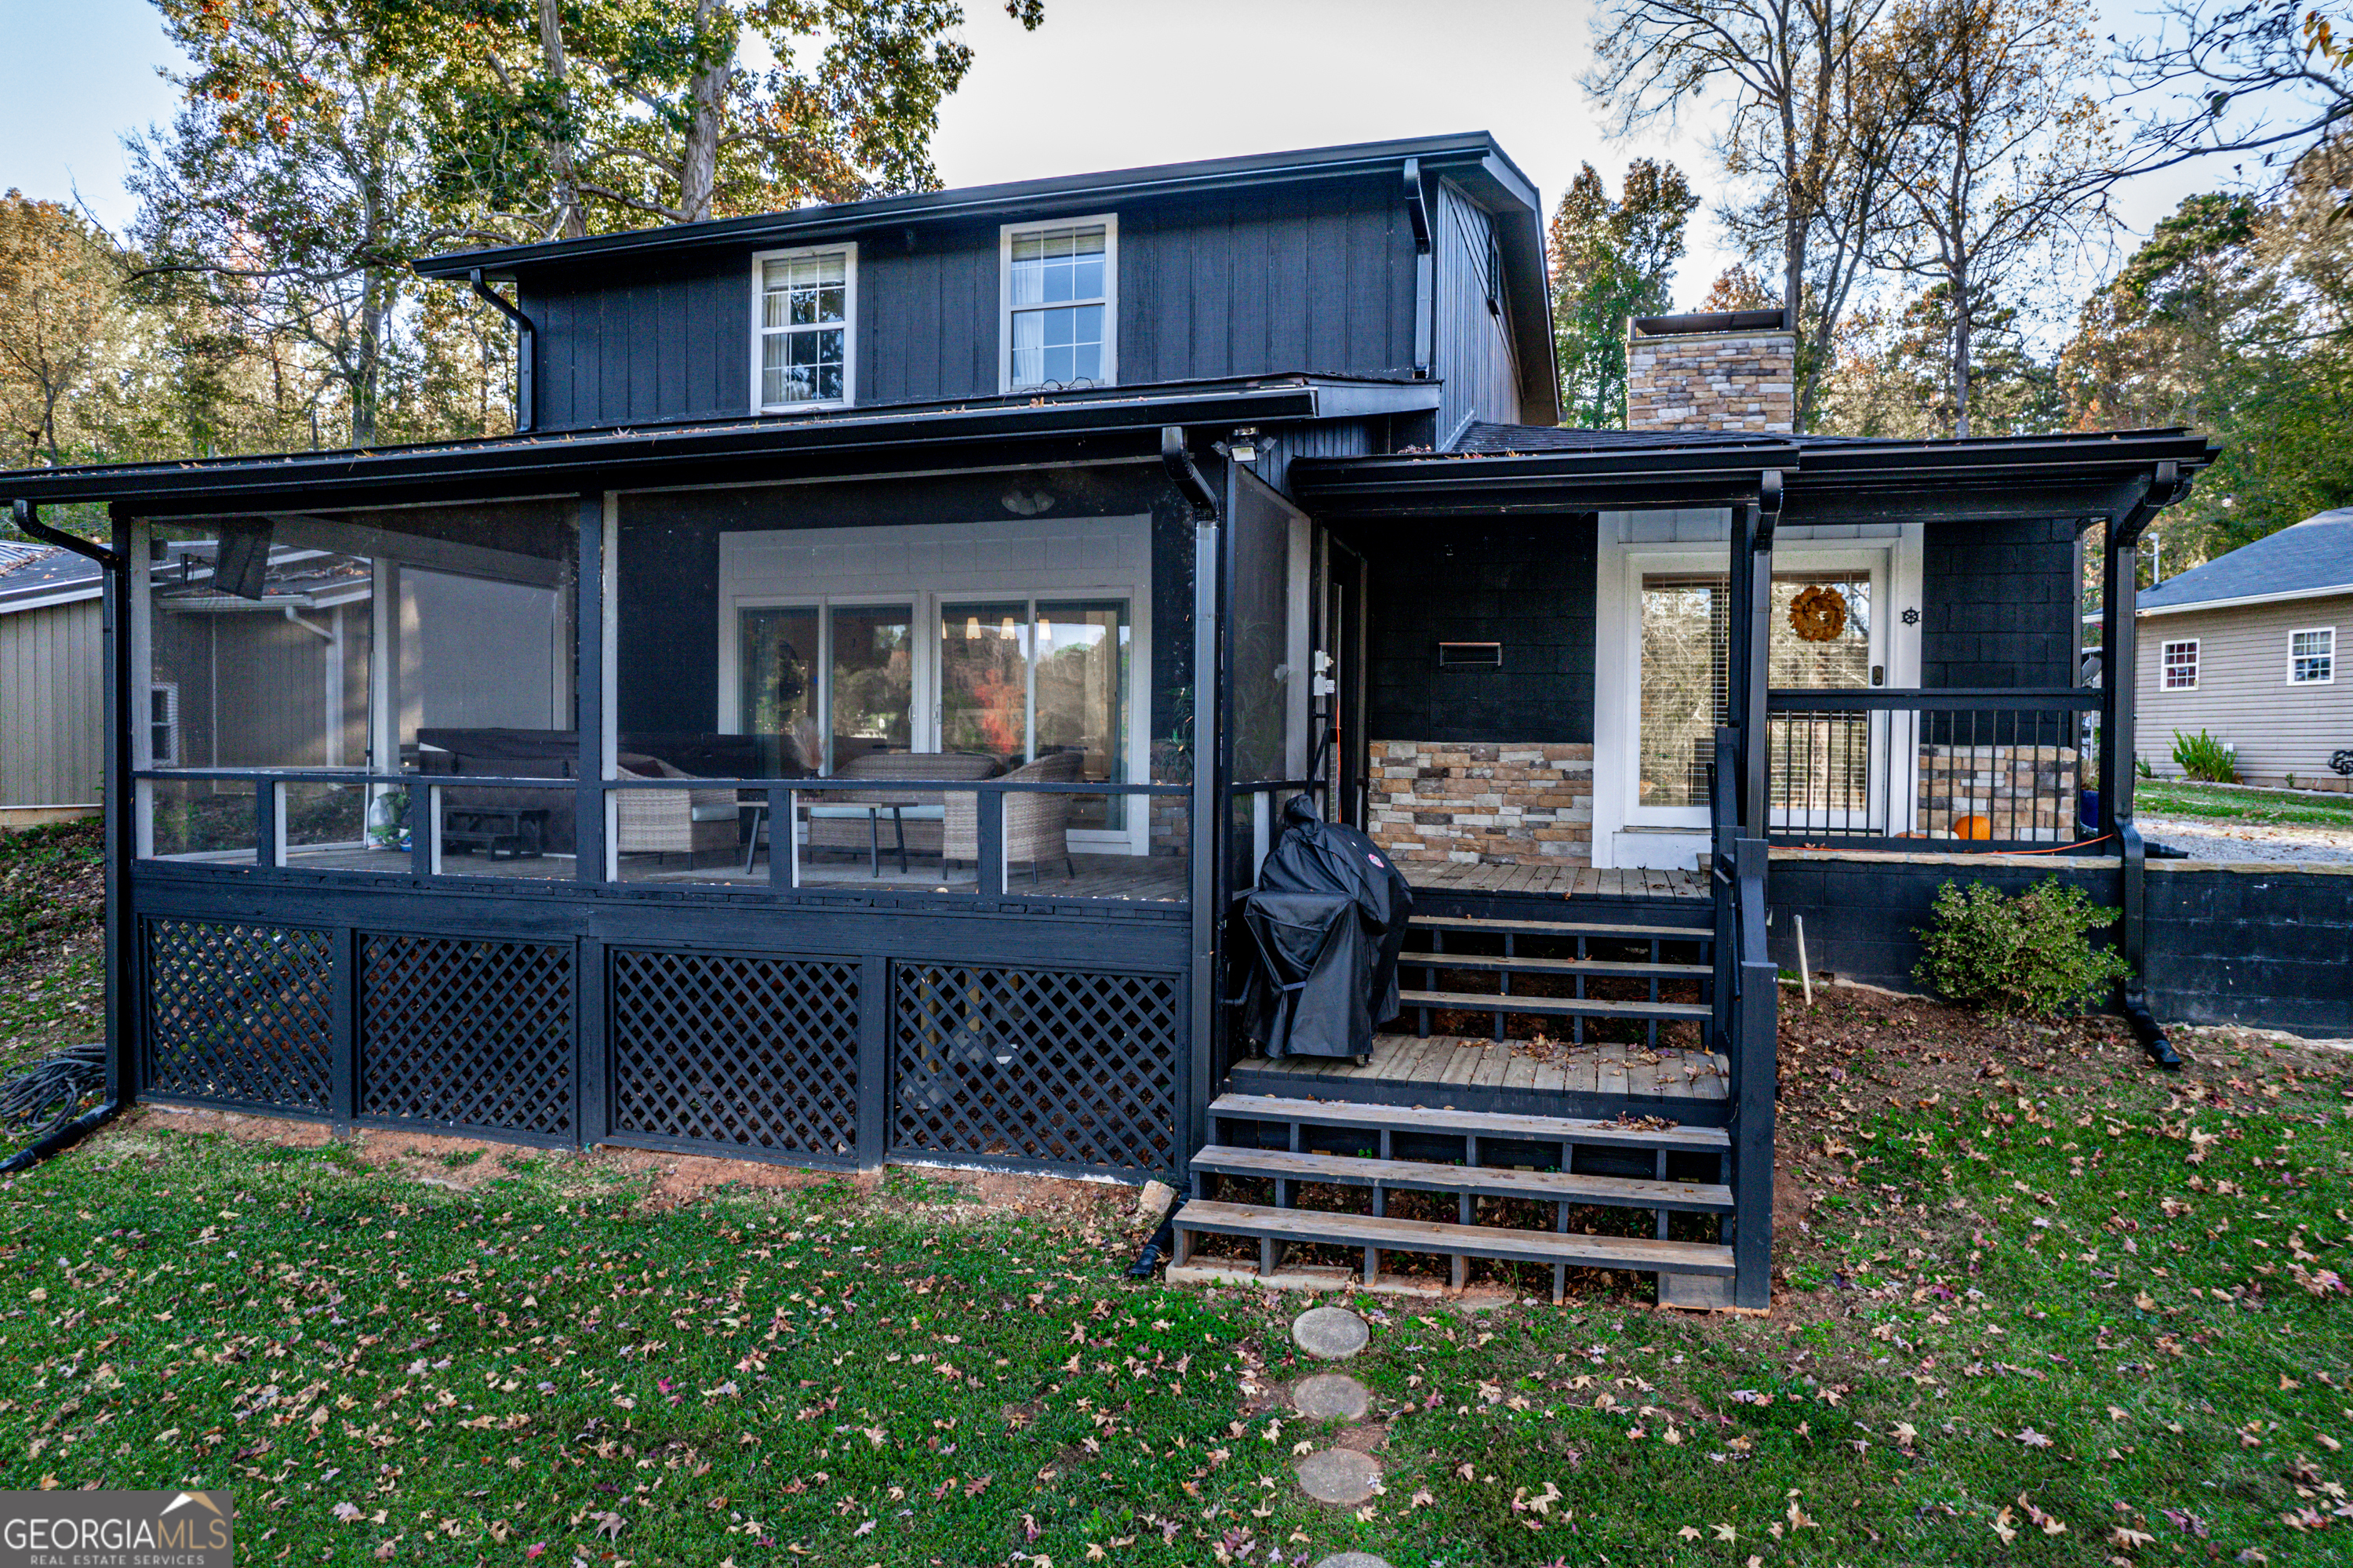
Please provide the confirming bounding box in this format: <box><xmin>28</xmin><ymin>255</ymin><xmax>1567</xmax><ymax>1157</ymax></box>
<box><xmin>111</xmin><ymin>1103</ymin><xmax>1133</xmax><ymax>1227</ymax></box>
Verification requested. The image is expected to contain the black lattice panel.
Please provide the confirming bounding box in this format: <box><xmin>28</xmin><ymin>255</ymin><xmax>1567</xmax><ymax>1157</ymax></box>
<box><xmin>893</xmin><ymin>963</ymin><xmax>1180</xmax><ymax>1175</ymax></box>
<box><xmin>142</xmin><ymin>918</ymin><xmax>336</xmax><ymax>1112</ymax></box>
<box><xmin>609</xmin><ymin>950</ymin><xmax>860</xmax><ymax>1158</ymax></box>
<box><xmin>358</xmin><ymin>934</ymin><xmax>575</xmax><ymax>1137</ymax></box>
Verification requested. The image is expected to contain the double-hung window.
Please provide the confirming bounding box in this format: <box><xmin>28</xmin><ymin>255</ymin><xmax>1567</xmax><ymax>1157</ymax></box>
<box><xmin>2162</xmin><ymin>639</ymin><xmax>2198</xmax><ymax>690</ymax></box>
<box><xmin>753</xmin><ymin>245</ymin><xmax>856</xmax><ymax>410</ymax></box>
<box><xmin>1001</xmin><ymin>217</ymin><xmax>1115</xmax><ymax>391</ymax></box>
<box><xmin>2290</xmin><ymin>628</ymin><xmax>2335</xmax><ymax>684</ymax></box>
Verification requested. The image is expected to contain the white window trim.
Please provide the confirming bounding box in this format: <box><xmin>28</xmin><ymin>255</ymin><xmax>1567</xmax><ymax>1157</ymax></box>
<box><xmin>749</xmin><ymin>242</ymin><xmax>858</xmax><ymax>413</ymax></box>
<box><xmin>2288</xmin><ymin>625</ymin><xmax>2336</xmax><ymax>685</ymax></box>
<box><xmin>998</xmin><ymin>214</ymin><xmax>1118</xmax><ymax>394</ymax></box>
<box><xmin>2162</xmin><ymin>638</ymin><xmax>2199</xmax><ymax>691</ymax></box>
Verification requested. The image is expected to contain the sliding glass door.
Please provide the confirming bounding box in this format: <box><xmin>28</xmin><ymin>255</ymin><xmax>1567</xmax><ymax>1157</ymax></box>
<box><xmin>940</xmin><ymin>598</ymin><xmax>1129</xmax><ymax>828</ymax></box>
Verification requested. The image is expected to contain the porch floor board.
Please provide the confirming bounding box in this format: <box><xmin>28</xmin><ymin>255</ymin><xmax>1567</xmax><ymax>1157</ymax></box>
<box><xmin>1231</xmin><ymin>1032</ymin><xmax>1729</xmax><ymax>1107</ymax></box>
<box><xmin>1398</xmin><ymin>863</ymin><xmax>1707</xmax><ymax>901</ymax></box>
<box><xmin>275</xmin><ymin>847</ymin><xmax>1189</xmax><ymax>901</ymax></box>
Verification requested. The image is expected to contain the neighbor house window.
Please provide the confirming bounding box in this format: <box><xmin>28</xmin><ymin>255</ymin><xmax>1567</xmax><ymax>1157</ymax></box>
<box><xmin>2290</xmin><ymin>627</ymin><xmax>2335</xmax><ymax>684</ymax></box>
<box><xmin>752</xmin><ymin>244</ymin><xmax>856</xmax><ymax>409</ymax></box>
<box><xmin>1001</xmin><ymin>217</ymin><xmax>1115</xmax><ymax>391</ymax></box>
<box><xmin>2162</xmin><ymin>640</ymin><xmax>2198</xmax><ymax>690</ymax></box>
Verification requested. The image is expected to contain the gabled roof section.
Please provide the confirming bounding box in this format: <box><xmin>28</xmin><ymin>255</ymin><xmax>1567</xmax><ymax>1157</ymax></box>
<box><xmin>416</xmin><ymin>132</ymin><xmax>1540</xmax><ymax>281</ymax></box>
<box><xmin>2138</xmin><ymin>507</ymin><xmax>2353</xmax><ymax>615</ymax></box>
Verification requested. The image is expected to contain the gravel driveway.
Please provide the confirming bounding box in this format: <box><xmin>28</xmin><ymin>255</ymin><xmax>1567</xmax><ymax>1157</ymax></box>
<box><xmin>2138</xmin><ymin>813</ymin><xmax>2353</xmax><ymax>866</ymax></box>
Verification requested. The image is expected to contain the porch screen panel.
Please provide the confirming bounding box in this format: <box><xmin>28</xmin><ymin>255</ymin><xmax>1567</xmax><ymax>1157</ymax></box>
<box><xmin>141</xmin><ymin>518</ymin><xmax>377</xmax><ymax>861</ymax></box>
<box><xmin>141</xmin><ymin>917</ymin><xmax>335</xmax><ymax>1113</ymax></box>
<box><xmin>358</xmin><ymin>933</ymin><xmax>576</xmax><ymax>1138</ymax></box>
<box><xmin>892</xmin><ymin>962</ymin><xmax>1180</xmax><ymax>1176</ymax></box>
<box><xmin>1035</xmin><ymin>601</ymin><xmax>1129</xmax><ymax>830</ymax></box>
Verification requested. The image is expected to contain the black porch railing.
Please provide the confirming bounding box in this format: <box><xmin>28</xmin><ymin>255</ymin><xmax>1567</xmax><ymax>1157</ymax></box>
<box><xmin>132</xmin><ymin>769</ymin><xmax>1192</xmax><ymax>904</ymax></box>
<box><xmin>1763</xmin><ymin>688</ymin><xmax>2105</xmax><ymax>853</ymax></box>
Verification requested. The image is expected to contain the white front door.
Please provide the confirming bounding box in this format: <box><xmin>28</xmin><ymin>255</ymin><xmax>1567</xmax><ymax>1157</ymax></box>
<box><xmin>1595</xmin><ymin>518</ymin><xmax>1921</xmax><ymax>869</ymax></box>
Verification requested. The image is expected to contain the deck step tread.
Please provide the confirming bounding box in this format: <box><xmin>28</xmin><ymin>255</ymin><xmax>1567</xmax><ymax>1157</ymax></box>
<box><xmin>1398</xmin><ymin>951</ymin><xmax>1712</xmax><ymax>979</ymax></box>
<box><xmin>1174</xmin><ymin>1199</ymin><xmax>1735</xmax><ymax>1276</ymax></box>
<box><xmin>1400</xmin><ymin>988</ymin><xmax>1711</xmax><ymax>1022</ymax></box>
<box><xmin>1209</xmin><ymin>1092</ymin><xmax>1731</xmax><ymax>1151</ymax></box>
<box><xmin>1192</xmin><ymin>1145</ymin><xmax>1733</xmax><ymax>1211</ymax></box>
<box><xmin>1411</xmin><ymin>914</ymin><xmax>1711</xmax><ymax>941</ymax></box>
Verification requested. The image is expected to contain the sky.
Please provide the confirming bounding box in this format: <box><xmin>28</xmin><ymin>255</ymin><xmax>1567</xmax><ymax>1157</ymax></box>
<box><xmin>0</xmin><ymin>0</ymin><xmax>2231</xmax><ymax>318</ymax></box>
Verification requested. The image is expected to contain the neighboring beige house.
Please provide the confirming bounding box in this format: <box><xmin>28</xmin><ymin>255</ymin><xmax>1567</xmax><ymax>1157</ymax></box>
<box><xmin>2137</xmin><ymin>506</ymin><xmax>2353</xmax><ymax>790</ymax></box>
<box><xmin>0</xmin><ymin>540</ymin><xmax>104</xmax><ymax>818</ymax></box>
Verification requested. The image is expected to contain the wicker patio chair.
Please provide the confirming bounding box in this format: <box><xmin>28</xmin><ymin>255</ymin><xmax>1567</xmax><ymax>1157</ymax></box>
<box><xmin>944</xmin><ymin>749</ymin><xmax>1085</xmax><ymax>880</ymax></box>
<box><xmin>613</xmin><ymin>759</ymin><xmax>739</xmax><ymax>868</ymax></box>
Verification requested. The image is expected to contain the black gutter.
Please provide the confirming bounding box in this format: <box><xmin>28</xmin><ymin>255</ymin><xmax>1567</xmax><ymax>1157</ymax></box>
<box><xmin>468</xmin><ymin>269</ymin><xmax>536</xmax><ymax>433</ymax></box>
<box><xmin>1289</xmin><ymin>443</ymin><xmax>1799</xmax><ymax>517</ymax></box>
<box><xmin>10</xmin><ymin>497</ymin><xmax>124</xmax><ymax>570</ymax></box>
<box><xmin>0</xmin><ymin>380</ymin><xmax>1366</xmax><ymax>513</ymax></box>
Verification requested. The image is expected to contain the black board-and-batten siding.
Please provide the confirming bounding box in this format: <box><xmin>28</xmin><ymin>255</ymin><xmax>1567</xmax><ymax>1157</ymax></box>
<box><xmin>520</xmin><ymin>176</ymin><xmax>1427</xmax><ymax>431</ymax></box>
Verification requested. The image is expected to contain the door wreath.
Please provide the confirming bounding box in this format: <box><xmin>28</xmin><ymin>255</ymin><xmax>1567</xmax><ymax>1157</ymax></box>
<box><xmin>1788</xmin><ymin>584</ymin><xmax>1849</xmax><ymax>642</ymax></box>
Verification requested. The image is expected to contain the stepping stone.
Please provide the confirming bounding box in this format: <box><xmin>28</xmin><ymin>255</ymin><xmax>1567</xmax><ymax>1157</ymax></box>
<box><xmin>1292</xmin><ymin>1305</ymin><xmax>1369</xmax><ymax>1361</ymax></box>
<box><xmin>1312</xmin><ymin>1556</ymin><xmax>1395</xmax><ymax>1568</ymax></box>
<box><xmin>1292</xmin><ymin>1372</ymin><xmax>1370</xmax><ymax>1421</ymax></box>
<box><xmin>1295</xmin><ymin>1447</ymin><xmax>1383</xmax><ymax>1506</ymax></box>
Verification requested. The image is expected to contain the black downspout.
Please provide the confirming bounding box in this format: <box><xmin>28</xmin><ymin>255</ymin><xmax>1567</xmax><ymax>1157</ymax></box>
<box><xmin>470</xmin><ymin>268</ymin><xmax>537</xmax><ymax>434</ymax></box>
<box><xmin>2102</xmin><ymin>462</ymin><xmax>2184</xmax><ymax>1070</ymax></box>
<box><xmin>1403</xmin><ymin>159</ymin><xmax>1434</xmax><ymax>380</ymax></box>
<box><xmin>0</xmin><ymin>500</ymin><xmax>129</xmax><ymax>1173</ymax></box>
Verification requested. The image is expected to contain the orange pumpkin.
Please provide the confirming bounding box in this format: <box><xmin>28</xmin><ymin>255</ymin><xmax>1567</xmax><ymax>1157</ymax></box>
<box><xmin>1953</xmin><ymin>814</ymin><xmax>1991</xmax><ymax>841</ymax></box>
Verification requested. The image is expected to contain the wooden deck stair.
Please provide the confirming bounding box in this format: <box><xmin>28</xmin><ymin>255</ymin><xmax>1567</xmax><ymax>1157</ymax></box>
<box><xmin>1398</xmin><ymin>911</ymin><xmax>1713</xmax><ymax>1045</ymax></box>
<box><xmin>1180</xmin><ymin>1092</ymin><xmax>1734</xmax><ymax>1301</ymax></box>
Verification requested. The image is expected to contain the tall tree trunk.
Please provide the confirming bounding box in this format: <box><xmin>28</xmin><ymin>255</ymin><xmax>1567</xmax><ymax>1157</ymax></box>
<box><xmin>678</xmin><ymin>0</ymin><xmax>733</xmax><ymax>224</ymax></box>
<box><xmin>1951</xmin><ymin>263</ymin><xmax>1970</xmax><ymax>439</ymax></box>
<box><xmin>538</xmin><ymin>0</ymin><xmax>587</xmax><ymax>239</ymax></box>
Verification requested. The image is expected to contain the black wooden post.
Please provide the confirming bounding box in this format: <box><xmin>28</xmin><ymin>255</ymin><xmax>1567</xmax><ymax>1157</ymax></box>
<box><xmin>766</xmin><ymin>784</ymin><xmax>793</xmax><ymax>891</ymax></box>
<box><xmin>576</xmin><ymin>493</ymin><xmax>607</xmax><ymax>886</ymax></box>
<box><xmin>102</xmin><ymin>511</ymin><xmax>131</xmax><ymax>1110</ymax></box>
<box><xmin>1731</xmin><ymin>840</ymin><xmax>1777</xmax><ymax>1311</ymax></box>
<box><xmin>254</xmin><ymin>779</ymin><xmax>279</xmax><ymax>869</ymax></box>
<box><xmin>1184</xmin><ymin>464</ymin><xmax>1224</xmax><ymax>1184</ymax></box>
<box><xmin>856</xmin><ymin>955</ymin><xmax>890</xmax><ymax>1170</ymax></box>
<box><xmin>976</xmin><ymin>784</ymin><xmax>1005</xmax><ymax>899</ymax></box>
<box><xmin>331</xmin><ymin>927</ymin><xmax>358</xmax><ymax>1137</ymax></box>
<box><xmin>577</xmin><ymin>936</ymin><xmax>607</xmax><ymax>1149</ymax></box>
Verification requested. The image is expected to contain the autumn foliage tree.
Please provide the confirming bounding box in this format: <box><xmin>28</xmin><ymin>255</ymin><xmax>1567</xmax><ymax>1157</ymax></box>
<box><xmin>1548</xmin><ymin>159</ymin><xmax>1700</xmax><ymax>427</ymax></box>
<box><xmin>0</xmin><ymin>193</ymin><xmax>125</xmax><ymax>467</ymax></box>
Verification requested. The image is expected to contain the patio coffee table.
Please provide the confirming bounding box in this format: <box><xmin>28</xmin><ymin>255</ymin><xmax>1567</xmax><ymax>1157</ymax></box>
<box><xmin>442</xmin><ymin>805</ymin><xmax>550</xmax><ymax>860</ymax></box>
<box><xmin>741</xmin><ymin>800</ymin><xmax>946</xmax><ymax>877</ymax></box>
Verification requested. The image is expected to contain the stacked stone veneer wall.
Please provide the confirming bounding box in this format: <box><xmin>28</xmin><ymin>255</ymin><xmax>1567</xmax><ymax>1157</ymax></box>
<box><xmin>1917</xmin><ymin>744</ymin><xmax>2081</xmax><ymax>841</ymax></box>
<box><xmin>1366</xmin><ymin>741</ymin><xmax>1593</xmax><ymax>866</ymax></box>
<box><xmin>1625</xmin><ymin>327</ymin><xmax>1796</xmax><ymax>434</ymax></box>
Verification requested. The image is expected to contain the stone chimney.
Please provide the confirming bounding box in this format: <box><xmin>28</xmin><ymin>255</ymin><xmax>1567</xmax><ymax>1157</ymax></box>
<box><xmin>1624</xmin><ymin>309</ymin><xmax>1796</xmax><ymax>434</ymax></box>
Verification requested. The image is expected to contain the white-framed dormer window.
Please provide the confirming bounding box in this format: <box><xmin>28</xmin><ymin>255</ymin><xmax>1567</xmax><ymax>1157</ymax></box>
<box><xmin>2290</xmin><ymin>627</ymin><xmax>2335</xmax><ymax>684</ymax></box>
<box><xmin>999</xmin><ymin>216</ymin><xmax>1116</xmax><ymax>392</ymax></box>
<box><xmin>2162</xmin><ymin>639</ymin><xmax>2198</xmax><ymax>690</ymax></box>
<box><xmin>751</xmin><ymin>243</ymin><xmax>856</xmax><ymax>410</ymax></box>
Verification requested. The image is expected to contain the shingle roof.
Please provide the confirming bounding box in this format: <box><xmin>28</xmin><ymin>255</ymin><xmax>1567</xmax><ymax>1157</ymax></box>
<box><xmin>0</xmin><ymin>541</ymin><xmax>102</xmax><ymax>613</ymax></box>
<box><xmin>2139</xmin><ymin>507</ymin><xmax>2353</xmax><ymax>613</ymax></box>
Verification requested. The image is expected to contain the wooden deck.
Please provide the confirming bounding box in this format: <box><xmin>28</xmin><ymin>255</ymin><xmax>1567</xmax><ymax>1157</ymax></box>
<box><xmin>1399</xmin><ymin>863</ymin><xmax>1708</xmax><ymax>901</ymax></box>
<box><xmin>1230</xmin><ymin>1032</ymin><xmax>1729</xmax><ymax>1118</ymax></box>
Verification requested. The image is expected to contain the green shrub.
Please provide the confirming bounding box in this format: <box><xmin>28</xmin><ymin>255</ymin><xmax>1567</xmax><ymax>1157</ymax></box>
<box><xmin>1912</xmin><ymin>876</ymin><xmax>2131</xmax><ymax>1017</ymax></box>
<box><xmin>2172</xmin><ymin>728</ymin><xmax>2238</xmax><ymax>783</ymax></box>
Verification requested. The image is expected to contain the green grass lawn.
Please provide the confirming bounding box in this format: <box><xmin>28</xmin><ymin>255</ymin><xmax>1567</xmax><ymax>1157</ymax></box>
<box><xmin>3</xmin><ymin>1023</ymin><xmax>2349</xmax><ymax>1567</ymax></box>
<box><xmin>2137</xmin><ymin>779</ymin><xmax>2353</xmax><ymax>831</ymax></box>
